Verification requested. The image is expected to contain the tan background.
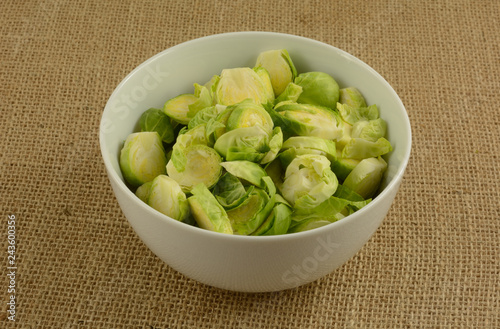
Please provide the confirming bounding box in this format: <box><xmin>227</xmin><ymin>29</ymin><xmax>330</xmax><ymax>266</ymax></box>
<box><xmin>1</xmin><ymin>0</ymin><xmax>499</xmax><ymax>328</ymax></box>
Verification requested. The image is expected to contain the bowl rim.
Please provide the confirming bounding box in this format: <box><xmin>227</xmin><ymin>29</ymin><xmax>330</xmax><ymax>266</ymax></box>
<box><xmin>99</xmin><ymin>31</ymin><xmax>412</xmax><ymax>242</ymax></box>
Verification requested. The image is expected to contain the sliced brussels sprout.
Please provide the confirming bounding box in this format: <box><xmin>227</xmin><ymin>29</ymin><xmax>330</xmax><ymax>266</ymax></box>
<box><xmin>147</xmin><ymin>175</ymin><xmax>190</xmax><ymax>222</ymax></box>
<box><xmin>166</xmin><ymin>144</ymin><xmax>222</xmax><ymax>193</ymax></box>
<box><xmin>170</xmin><ymin>124</ymin><xmax>209</xmax><ymax>172</ymax></box>
<box><xmin>214</xmin><ymin>67</ymin><xmax>274</xmax><ymax>106</ymax></box>
<box><xmin>343</xmin><ymin>156</ymin><xmax>387</xmax><ymax>199</ymax></box>
<box><xmin>188</xmin><ymin>183</ymin><xmax>233</xmax><ymax>234</ymax></box>
<box><xmin>135</xmin><ymin>181</ymin><xmax>153</xmax><ymax>203</ymax></box>
<box><xmin>281</xmin><ymin>154</ymin><xmax>338</xmax><ymax>210</ymax></box>
<box><xmin>341</xmin><ymin>137</ymin><xmax>392</xmax><ymax>160</ymax></box>
<box><xmin>214</xmin><ymin>125</ymin><xmax>270</xmax><ymax>162</ymax></box>
<box><xmin>294</xmin><ymin>71</ymin><xmax>340</xmax><ymax>109</ymax></box>
<box><xmin>220</xmin><ymin>160</ymin><xmax>267</xmax><ymax>188</ymax></box>
<box><xmin>351</xmin><ymin>118</ymin><xmax>387</xmax><ymax>142</ymax></box>
<box><xmin>213</xmin><ymin>172</ymin><xmax>253</xmax><ymax>210</ymax></box>
<box><xmin>163</xmin><ymin>93</ymin><xmax>198</xmax><ymax>125</ymax></box>
<box><xmin>339</xmin><ymin>87</ymin><xmax>367</xmax><ymax>108</ymax></box>
<box><xmin>255</xmin><ymin>49</ymin><xmax>297</xmax><ymax>96</ymax></box>
<box><xmin>273</xmin><ymin>103</ymin><xmax>344</xmax><ymax>140</ymax></box>
<box><xmin>337</xmin><ymin>103</ymin><xmax>379</xmax><ymax>125</ymax></box>
<box><xmin>226</xmin><ymin>99</ymin><xmax>274</xmax><ymax>134</ymax></box>
<box><xmin>139</xmin><ymin>108</ymin><xmax>175</xmax><ymax>144</ymax></box>
<box><xmin>119</xmin><ymin>132</ymin><xmax>167</xmax><ymax>187</ymax></box>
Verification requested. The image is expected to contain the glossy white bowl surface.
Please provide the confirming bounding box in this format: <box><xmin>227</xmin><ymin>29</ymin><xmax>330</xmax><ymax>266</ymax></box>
<box><xmin>100</xmin><ymin>32</ymin><xmax>411</xmax><ymax>292</ymax></box>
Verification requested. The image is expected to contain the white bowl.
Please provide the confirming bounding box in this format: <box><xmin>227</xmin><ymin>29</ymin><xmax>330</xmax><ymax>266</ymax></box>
<box><xmin>99</xmin><ymin>32</ymin><xmax>411</xmax><ymax>293</ymax></box>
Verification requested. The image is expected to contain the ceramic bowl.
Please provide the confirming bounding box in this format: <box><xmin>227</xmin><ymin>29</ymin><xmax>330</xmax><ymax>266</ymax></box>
<box><xmin>99</xmin><ymin>32</ymin><xmax>411</xmax><ymax>292</ymax></box>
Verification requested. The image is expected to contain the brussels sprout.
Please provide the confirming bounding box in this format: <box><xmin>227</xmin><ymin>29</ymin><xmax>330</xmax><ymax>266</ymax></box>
<box><xmin>135</xmin><ymin>181</ymin><xmax>153</xmax><ymax>203</ymax></box>
<box><xmin>337</xmin><ymin>103</ymin><xmax>379</xmax><ymax>125</ymax></box>
<box><xmin>147</xmin><ymin>175</ymin><xmax>190</xmax><ymax>222</ymax></box>
<box><xmin>166</xmin><ymin>144</ymin><xmax>222</xmax><ymax>193</ymax></box>
<box><xmin>215</xmin><ymin>67</ymin><xmax>274</xmax><ymax>106</ymax></box>
<box><xmin>119</xmin><ymin>132</ymin><xmax>167</xmax><ymax>187</ymax></box>
<box><xmin>139</xmin><ymin>108</ymin><xmax>176</xmax><ymax>144</ymax></box>
<box><xmin>255</xmin><ymin>49</ymin><xmax>297</xmax><ymax>96</ymax></box>
<box><xmin>336</xmin><ymin>120</ymin><xmax>353</xmax><ymax>151</ymax></box>
<box><xmin>188</xmin><ymin>183</ymin><xmax>233</xmax><ymax>234</ymax></box>
<box><xmin>294</xmin><ymin>72</ymin><xmax>340</xmax><ymax>109</ymax></box>
<box><xmin>255</xmin><ymin>195</ymin><xmax>292</xmax><ymax>236</ymax></box>
<box><xmin>226</xmin><ymin>99</ymin><xmax>274</xmax><ymax>134</ymax></box>
<box><xmin>288</xmin><ymin>218</ymin><xmax>336</xmax><ymax>233</ymax></box>
<box><xmin>272</xmin><ymin>103</ymin><xmax>344</xmax><ymax>140</ymax></box>
<box><xmin>351</xmin><ymin>118</ymin><xmax>387</xmax><ymax>142</ymax></box>
<box><xmin>227</xmin><ymin>186</ymin><xmax>273</xmax><ymax>235</ymax></box>
<box><xmin>274</xmin><ymin>82</ymin><xmax>303</xmax><ymax>104</ymax></box>
<box><xmin>341</xmin><ymin>137</ymin><xmax>392</xmax><ymax>160</ymax></box>
<box><xmin>281</xmin><ymin>154</ymin><xmax>338</xmax><ymax>210</ymax></box>
<box><xmin>331</xmin><ymin>155</ymin><xmax>360</xmax><ymax>181</ymax></box>
<box><xmin>220</xmin><ymin>160</ymin><xmax>268</xmax><ymax>188</ymax></box>
<box><xmin>163</xmin><ymin>93</ymin><xmax>198</xmax><ymax>125</ymax></box>
<box><xmin>343</xmin><ymin>157</ymin><xmax>387</xmax><ymax>199</ymax></box>
<box><xmin>339</xmin><ymin>87</ymin><xmax>367</xmax><ymax>108</ymax></box>
<box><xmin>170</xmin><ymin>124</ymin><xmax>209</xmax><ymax>172</ymax></box>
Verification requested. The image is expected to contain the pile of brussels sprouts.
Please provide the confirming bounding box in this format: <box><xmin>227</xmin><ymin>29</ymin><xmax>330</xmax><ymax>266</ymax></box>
<box><xmin>119</xmin><ymin>49</ymin><xmax>392</xmax><ymax>235</ymax></box>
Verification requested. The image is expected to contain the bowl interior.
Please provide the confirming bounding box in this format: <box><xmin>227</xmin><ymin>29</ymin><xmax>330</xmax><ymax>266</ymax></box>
<box><xmin>100</xmin><ymin>31</ymin><xmax>411</xmax><ymax>234</ymax></box>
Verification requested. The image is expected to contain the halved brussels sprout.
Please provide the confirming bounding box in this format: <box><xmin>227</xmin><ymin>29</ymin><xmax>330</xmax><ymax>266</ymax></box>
<box><xmin>339</xmin><ymin>87</ymin><xmax>367</xmax><ymax>108</ymax></box>
<box><xmin>135</xmin><ymin>181</ymin><xmax>153</xmax><ymax>203</ymax></box>
<box><xmin>226</xmin><ymin>99</ymin><xmax>274</xmax><ymax>134</ymax></box>
<box><xmin>214</xmin><ymin>125</ymin><xmax>270</xmax><ymax>162</ymax></box>
<box><xmin>147</xmin><ymin>175</ymin><xmax>190</xmax><ymax>222</ymax></box>
<box><xmin>343</xmin><ymin>156</ymin><xmax>387</xmax><ymax>198</ymax></box>
<box><xmin>337</xmin><ymin>103</ymin><xmax>379</xmax><ymax>125</ymax></box>
<box><xmin>188</xmin><ymin>183</ymin><xmax>233</xmax><ymax>234</ymax></box>
<box><xmin>281</xmin><ymin>154</ymin><xmax>338</xmax><ymax>210</ymax></box>
<box><xmin>188</xmin><ymin>104</ymin><xmax>227</xmax><ymax>130</ymax></box>
<box><xmin>341</xmin><ymin>137</ymin><xmax>392</xmax><ymax>160</ymax></box>
<box><xmin>272</xmin><ymin>103</ymin><xmax>344</xmax><ymax>140</ymax></box>
<box><xmin>282</xmin><ymin>136</ymin><xmax>337</xmax><ymax>162</ymax></box>
<box><xmin>215</xmin><ymin>67</ymin><xmax>274</xmax><ymax>106</ymax></box>
<box><xmin>255</xmin><ymin>49</ymin><xmax>297</xmax><ymax>96</ymax></box>
<box><xmin>163</xmin><ymin>93</ymin><xmax>198</xmax><ymax>125</ymax></box>
<box><xmin>351</xmin><ymin>118</ymin><xmax>387</xmax><ymax>142</ymax></box>
<box><xmin>166</xmin><ymin>144</ymin><xmax>222</xmax><ymax>192</ymax></box>
<box><xmin>170</xmin><ymin>124</ymin><xmax>209</xmax><ymax>172</ymax></box>
<box><xmin>139</xmin><ymin>108</ymin><xmax>175</xmax><ymax>144</ymax></box>
<box><xmin>294</xmin><ymin>72</ymin><xmax>340</xmax><ymax>109</ymax></box>
<box><xmin>119</xmin><ymin>132</ymin><xmax>167</xmax><ymax>187</ymax></box>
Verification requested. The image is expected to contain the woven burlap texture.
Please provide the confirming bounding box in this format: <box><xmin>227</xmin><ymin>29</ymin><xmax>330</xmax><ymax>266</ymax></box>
<box><xmin>1</xmin><ymin>0</ymin><xmax>498</xmax><ymax>328</ymax></box>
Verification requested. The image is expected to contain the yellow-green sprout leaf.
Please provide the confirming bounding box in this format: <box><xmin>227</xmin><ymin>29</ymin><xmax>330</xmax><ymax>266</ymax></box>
<box><xmin>341</xmin><ymin>137</ymin><xmax>392</xmax><ymax>160</ymax></box>
<box><xmin>255</xmin><ymin>49</ymin><xmax>297</xmax><ymax>96</ymax></box>
<box><xmin>215</xmin><ymin>67</ymin><xmax>274</xmax><ymax>106</ymax></box>
<box><xmin>119</xmin><ymin>132</ymin><xmax>167</xmax><ymax>187</ymax></box>
<box><xmin>166</xmin><ymin>144</ymin><xmax>222</xmax><ymax>193</ymax></box>
<box><xmin>339</xmin><ymin>87</ymin><xmax>367</xmax><ymax>108</ymax></box>
<box><xmin>220</xmin><ymin>160</ymin><xmax>268</xmax><ymax>188</ymax></box>
<box><xmin>337</xmin><ymin>103</ymin><xmax>379</xmax><ymax>125</ymax></box>
<box><xmin>227</xmin><ymin>187</ymin><xmax>271</xmax><ymax>235</ymax></box>
<box><xmin>147</xmin><ymin>175</ymin><xmax>190</xmax><ymax>222</ymax></box>
<box><xmin>226</xmin><ymin>99</ymin><xmax>274</xmax><ymax>134</ymax></box>
<box><xmin>281</xmin><ymin>154</ymin><xmax>338</xmax><ymax>209</ymax></box>
<box><xmin>188</xmin><ymin>104</ymin><xmax>227</xmax><ymax>130</ymax></box>
<box><xmin>163</xmin><ymin>93</ymin><xmax>198</xmax><ymax>125</ymax></box>
<box><xmin>331</xmin><ymin>152</ymin><xmax>360</xmax><ymax>181</ymax></box>
<box><xmin>282</xmin><ymin>136</ymin><xmax>337</xmax><ymax>163</ymax></box>
<box><xmin>260</xmin><ymin>127</ymin><xmax>283</xmax><ymax>164</ymax></box>
<box><xmin>294</xmin><ymin>72</ymin><xmax>340</xmax><ymax>109</ymax></box>
<box><xmin>187</xmin><ymin>84</ymin><xmax>213</xmax><ymax>119</ymax></box>
<box><xmin>188</xmin><ymin>183</ymin><xmax>233</xmax><ymax>234</ymax></box>
<box><xmin>213</xmin><ymin>172</ymin><xmax>253</xmax><ymax>210</ymax></box>
<box><xmin>274</xmin><ymin>82</ymin><xmax>303</xmax><ymax>105</ymax></box>
<box><xmin>343</xmin><ymin>157</ymin><xmax>387</xmax><ymax>199</ymax></box>
<box><xmin>351</xmin><ymin>118</ymin><xmax>387</xmax><ymax>142</ymax></box>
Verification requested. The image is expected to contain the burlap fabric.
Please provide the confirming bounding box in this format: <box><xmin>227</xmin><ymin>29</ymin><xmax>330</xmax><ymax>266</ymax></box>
<box><xmin>1</xmin><ymin>0</ymin><xmax>498</xmax><ymax>327</ymax></box>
